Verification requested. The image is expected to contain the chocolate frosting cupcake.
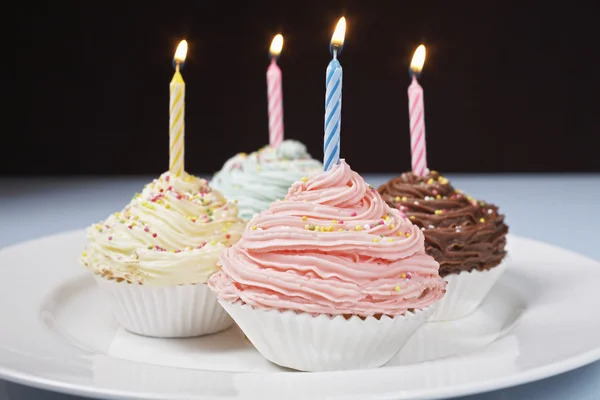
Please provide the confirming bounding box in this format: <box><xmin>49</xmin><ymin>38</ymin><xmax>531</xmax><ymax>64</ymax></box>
<box><xmin>377</xmin><ymin>171</ymin><xmax>508</xmax><ymax>277</ymax></box>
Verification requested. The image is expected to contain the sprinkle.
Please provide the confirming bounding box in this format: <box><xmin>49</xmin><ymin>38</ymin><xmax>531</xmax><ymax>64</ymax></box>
<box><xmin>338</xmin><ymin>228</ymin><xmax>344</xmax><ymax>232</ymax></box>
<box><xmin>401</xmin><ymin>273</ymin><xmax>407</xmax><ymax>279</ymax></box>
<box><xmin>300</xmin><ymin>177</ymin><xmax>308</xmax><ymax>182</ymax></box>
<box><xmin>144</xmin><ymin>227</ymin><xmax>149</xmax><ymax>232</ymax></box>
<box><xmin>108</xmin><ymin>236</ymin><xmax>113</xmax><ymax>241</ymax></box>
<box><xmin>302</xmin><ymin>216</ymin><xmax>308</xmax><ymax>221</ymax></box>
<box><xmin>395</xmin><ymin>196</ymin><xmax>401</xmax><ymax>201</ymax></box>
<box><xmin>210</xmin><ymin>240</ymin><xmax>217</xmax><ymax>246</ymax></box>
<box><xmin>147</xmin><ymin>245</ymin><xmax>153</xmax><ymax>250</ymax></box>
<box><xmin>409</xmin><ymin>216</ymin><xmax>416</xmax><ymax>220</ymax></box>
<box><xmin>488</xmin><ymin>209</ymin><xmax>493</xmax><ymax>214</ymax></box>
<box><xmin>373</xmin><ymin>238</ymin><xmax>379</xmax><ymax>242</ymax></box>
<box><xmin>165</xmin><ymin>204</ymin><xmax>171</xmax><ymax>209</ymax></box>
<box><xmin>480</xmin><ymin>218</ymin><xmax>485</xmax><ymax>223</ymax></box>
<box><xmin>414</xmin><ymin>201</ymin><xmax>420</xmax><ymax>205</ymax></box>
<box><xmin>427</xmin><ymin>178</ymin><xmax>435</xmax><ymax>185</ymax></box>
<box><xmin>328</xmin><ymin>226</ymin><xmax>335</xmax><ymax>232</ymax></box>
<box><xmin>152</xmin><ymin>233</ymin><xmax>157</xmax><ymax>238</ymax></box>
<box><xmin>332</xmin><ymin>219</ymin><xmax>337</xmax><ymax>224</ymax></box>
<box><xmin>387</xmin><ymin>238</ymin><xmax>394</xmax><ymax>242</ymax></box>
<box><xmin>128</xmin><ymin>225</ymin><xmax>133</xmax><ymax>229</ymax></box>
<box><xmin>304</xmin><ymin>224</ymin><xmax>310</xmax><ymax>230</ymax></box>
<box><xmin>389</xmin><ymin>224</ymin><xmax>395</xmax><ymax>230</ymax></box>
<box><xmin>81</xmin><ymin>251</ymin><xmax>87</xmax><ymax>257</ymax></box>
<box><xmin>221</xmin><ymin>228</ymin><xmax>227</xmax><ymax>233</ymax></box>
<box><xmin>364</xmin><ymin>224</ymin><xmax>371</xmax><ymax>230</ymax></box>
<box><xmin>378</xmin><ymin>220</ymin><xmax>385</xmax><ymax>225</ymax></box>
<box><xmin>339</xmin><ymin>220</ymin><xmax>344</xmax><ymax>224</ymax></box>
<box><xmin>351</xmin><ymin>212</ymin><xmax>357</xmax><ymax>217</ymax></box>
<box><xmin>320</xmin><ymin>226</ymin><xmax>326</xmax><ymax>232</ymax></box>
<box><xmin>252</xmin><ymin>225</ymin><xmax>257</xmax><ymax>230</ymax></box>
<box><xmin>434</xmin><ymin>209</ymin><xmax>443</xmax><ymax>215</ymax></box>
<box><xmin>115</xmin><ymin>212</ymin><xmax>121</xmax><ymax>217</ymax></box>
<box><xmin>355</xmin><ymin>225</ymin><xmax>362</xmax><ymax>231</ymax></box>
<box><xmin>405</xmin><ymin>232</ymin><xmax>412</xmax><ymax>238</ymax></box>
<box><xmin>394</xmin><ymin>286</ymin><xmax>401</xmax><ymax>292</ymax></box>
<box><xmin>439</xmin><ymin>177</ymin><xmax>449</xmax><ymax>184</ymax></box>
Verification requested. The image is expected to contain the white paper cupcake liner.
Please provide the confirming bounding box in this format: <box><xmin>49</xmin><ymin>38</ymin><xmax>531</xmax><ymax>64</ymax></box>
<box><xmin>94</xmin><ymin>276</ymin><xmax>233</xmax><ymax>338</ymax></box>
<box><xmin>219</xmin><ymin>301</ymin><xmax>433</xmax><ymax>372</ymax></box>
<box><xmin>429</xmin><ymin>258</ymin><xmax>508</xmax><ymax>322</ymax></box>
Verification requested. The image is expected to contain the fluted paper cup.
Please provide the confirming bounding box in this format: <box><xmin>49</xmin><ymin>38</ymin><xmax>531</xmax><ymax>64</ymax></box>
<box><xmin>94</xmin><ymin>276</ymin><xmax>233</xmax><ymax>338</ymax></box>
<box><xmin>429</xmin><ymin>258</ymin><xmax>508</xmax><ymax>322</ymax></box>
<box><xmin>219</xmin><ymin>301</ymin><xmax>433</xmax><ymax>372</ymax></box>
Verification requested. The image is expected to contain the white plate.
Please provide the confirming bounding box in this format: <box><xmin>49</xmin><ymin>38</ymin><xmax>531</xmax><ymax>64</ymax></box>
<box><xmin>1</xmin><ymin>231</ymin><xmax>599</xmax><ymax>400</ymax></box>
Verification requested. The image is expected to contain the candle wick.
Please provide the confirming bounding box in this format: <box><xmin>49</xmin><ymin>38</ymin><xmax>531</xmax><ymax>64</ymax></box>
<box><xmin>175</xmin><ymin>62</ymin><xmax>181</xmax><ymax>73</ymax></box>
<box><xmin>332</xmin><ymin>46</ymin><xmax>338</xmax><ymax>60</ymax></box>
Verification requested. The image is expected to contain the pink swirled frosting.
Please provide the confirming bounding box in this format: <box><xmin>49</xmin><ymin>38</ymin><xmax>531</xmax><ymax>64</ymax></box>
<box><xmin>208</xmin><ymin>160</ymin><xmax>446</xmax><ymax>317</ymax></box>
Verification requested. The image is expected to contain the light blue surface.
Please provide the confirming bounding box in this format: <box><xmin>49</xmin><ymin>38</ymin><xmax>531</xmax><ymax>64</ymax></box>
<box><xmin>1</xmin><ymin>174</ymin><xmax>599</xmax><ymax>400</ymax></box>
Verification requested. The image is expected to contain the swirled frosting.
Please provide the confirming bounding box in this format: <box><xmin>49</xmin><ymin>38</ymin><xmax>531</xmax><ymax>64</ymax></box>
<box><xmin>209</xmin><ymin>160</ymin><xmax>445</xmax><ymax>317</ymax></box>
<box><xmin>81</xmin><ymin>171</ymin><xmax>245</xmax><ymax>286</ymax></box>
<box><xmin>377</xmin><ymin>171</ymin><xmax>508</xmax><ymax>277</ymax></box>
<box><xmin>210</xmin><ymin>140</ymin><xmax>323</xmax><ymax>220</ymax></box>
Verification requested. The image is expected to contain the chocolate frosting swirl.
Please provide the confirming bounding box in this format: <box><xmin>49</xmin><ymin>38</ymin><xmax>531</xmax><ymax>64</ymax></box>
<box><xmin>377</xmin><ymin>171</ymin><xmax>508</xmax><ymax>277</ymax></box>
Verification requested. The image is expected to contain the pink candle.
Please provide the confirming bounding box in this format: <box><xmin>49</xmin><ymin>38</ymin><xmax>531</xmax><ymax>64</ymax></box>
<box><xmin>267</xmin><ymin>34</ymin><xmax>284</xmax><ymax>148</ymax></box>
<box><xmin>408</xmin><ymin>45</ymin><xmax>428</xmax><ymax>176</ymax></box>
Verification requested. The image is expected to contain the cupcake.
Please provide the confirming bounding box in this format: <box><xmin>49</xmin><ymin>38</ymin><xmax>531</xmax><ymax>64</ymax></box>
<box><xmin>81</xmin><ymin>171</ymin><xmax>246</xmax><ymax>338</ymax></box>
<box><xmin>209</xmin><ymin>160</ymin><xmax>446</xmax><ymax>371</ymax></box>
<box><xmin>377</xmin><ymin>170</ymin><xmax>508</xmax><ymax>321</ymax></box>
<box><xmin>210</xmin><ymin>139</ymin><xmax>322</xmax><ymax>220</ymax></box>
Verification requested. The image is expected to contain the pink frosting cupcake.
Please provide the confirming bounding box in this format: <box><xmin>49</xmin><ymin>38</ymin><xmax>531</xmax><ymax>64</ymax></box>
<box><xmin>209</xmin><ymin>160</ymin><xmax>446</xmax><ymax>371</ymax></box>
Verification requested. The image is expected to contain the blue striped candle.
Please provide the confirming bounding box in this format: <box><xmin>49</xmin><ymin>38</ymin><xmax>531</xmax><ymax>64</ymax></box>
<box><xmin>324</xmin><ymin>17</ymin><xmax>346</xmax><ymax>171</ymax></box>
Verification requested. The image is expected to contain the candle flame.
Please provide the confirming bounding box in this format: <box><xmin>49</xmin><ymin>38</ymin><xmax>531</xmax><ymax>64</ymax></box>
<box><xmin>410</xmin><ymin>45</ymin><xmax>426</xmax><ymax>74</ymax></box>
<box><xmin>269</xmin><ymin>34</ymin><xmax>284</xmax><ymax>57</ymax></box>
<box><xmin>174</xmin><ymin>40</ymin><xmax>188</xmax><ymax>64</ymax></box>
<box><xmin>330</xmin><ymin>17</ymin><xmax>346</xmax><ymax>48</ymax></box>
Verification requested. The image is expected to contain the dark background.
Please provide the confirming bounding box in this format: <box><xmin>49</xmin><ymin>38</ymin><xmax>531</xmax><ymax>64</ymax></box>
<box><xmin>9</xmin><ymin>1</ymin><xmax>600</xmax><ymax>176</ymax></box>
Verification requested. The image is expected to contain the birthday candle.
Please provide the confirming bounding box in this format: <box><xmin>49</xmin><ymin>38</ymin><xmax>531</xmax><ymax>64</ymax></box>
<box><xmin>408</xmin><ymin>45</ymin><xmax>428</xmax><ymax>176</ymax></box>
<box><xmin>169</xmin><ymin>40</ymin><xmax>188</xmax><ymax>176</ymax></box>
<box><xmin>324</xmin><ymin>17</ymin><xmax>346</xmax><ymax>171</ymax></box>
<box><xmin>267</xmin><ymin>34</ymin><xmax>284</xmax><ymax>148</ymax></box>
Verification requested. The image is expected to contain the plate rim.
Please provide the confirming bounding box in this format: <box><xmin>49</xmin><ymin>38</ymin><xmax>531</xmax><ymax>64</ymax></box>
<box><xmin>1</xmin><ymin>229</ymin><xmax>600</xmax><ymax>400</ymax></box>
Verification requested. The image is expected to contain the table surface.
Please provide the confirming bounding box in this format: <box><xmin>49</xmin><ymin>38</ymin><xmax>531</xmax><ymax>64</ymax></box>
<box><xmin>1</xmin><ymin>174</ymin><xmax>599</xmax><ymax>400</ymax></box>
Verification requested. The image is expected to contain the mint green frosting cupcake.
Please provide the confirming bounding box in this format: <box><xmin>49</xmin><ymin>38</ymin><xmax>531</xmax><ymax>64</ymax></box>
<box><xmin>211</xmin><ymin>140</ymin><xmax>323</xmax><ymax>220</ymax></box>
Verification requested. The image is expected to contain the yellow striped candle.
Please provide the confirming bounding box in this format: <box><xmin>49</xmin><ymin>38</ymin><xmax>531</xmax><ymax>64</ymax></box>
<box><xmin>169</xmin><ymin>40</ymin><xmax>188</xmax><ymax>176</ymax></box>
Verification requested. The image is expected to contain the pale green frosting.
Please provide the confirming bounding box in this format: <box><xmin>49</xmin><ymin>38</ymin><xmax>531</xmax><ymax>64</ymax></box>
<box><xmin>210</xmin><ymin>140</ymin><xmax>323</xmax><ymax>220</ymax></box>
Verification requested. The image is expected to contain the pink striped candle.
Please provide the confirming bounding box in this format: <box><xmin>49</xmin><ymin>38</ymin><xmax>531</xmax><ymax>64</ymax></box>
<box><xmin>408</xmin><ymin>45</ymin><xmax>428</xmax><ymax>176</ymax></box>
<box><xmin>267</xmin><ymin>34</ymin><xmax>284</xmax><ymax>148</ymax></box>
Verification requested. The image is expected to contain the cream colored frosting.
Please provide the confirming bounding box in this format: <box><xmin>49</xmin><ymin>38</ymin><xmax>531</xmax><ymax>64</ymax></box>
<box><xmin>81</xmin><ymin>171</ymin><xmax>245</xmax><ymax>286</ymax></box>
